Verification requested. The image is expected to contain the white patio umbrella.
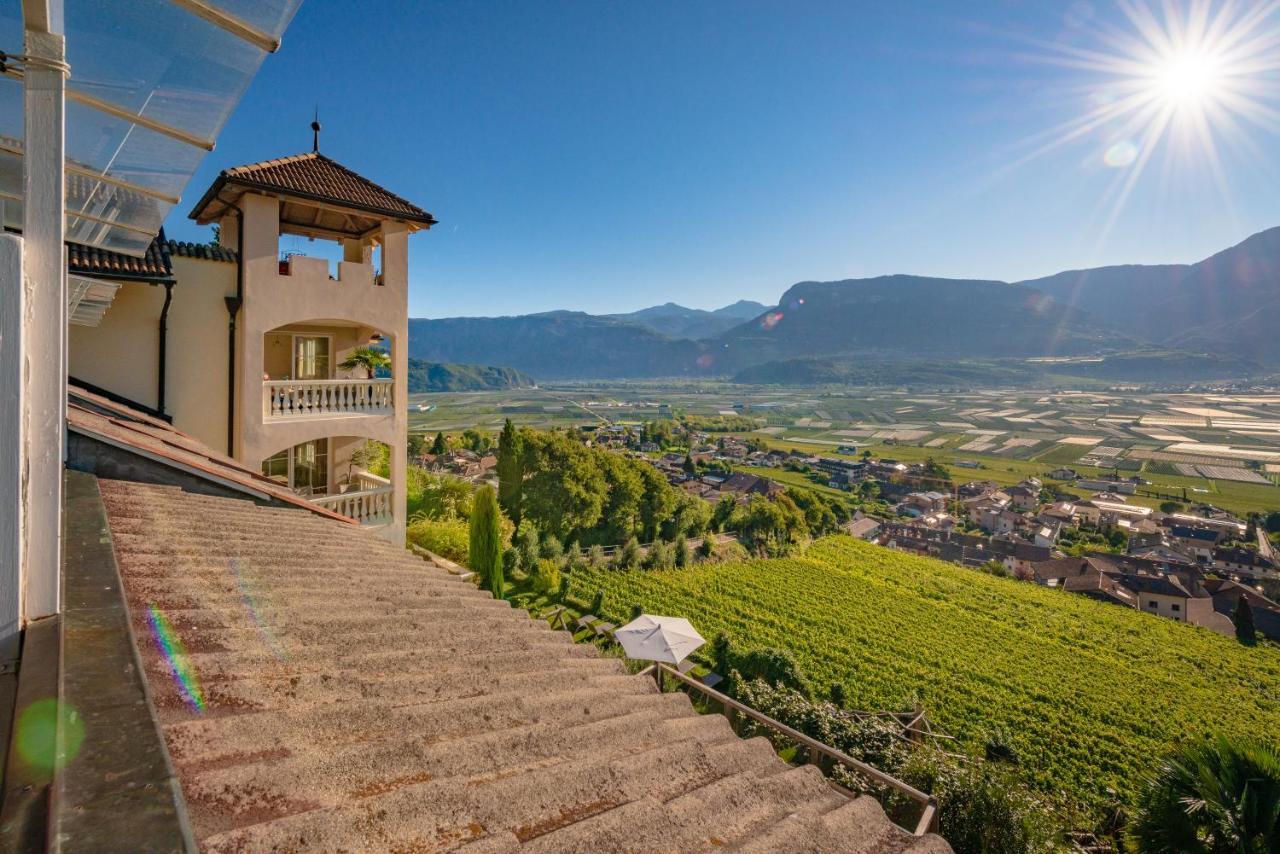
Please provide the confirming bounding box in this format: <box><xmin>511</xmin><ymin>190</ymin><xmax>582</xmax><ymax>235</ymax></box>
<box><xmin>614</xmin><ymin>614</ymin><xmax>705</xmax><ymax>665</ymax></box>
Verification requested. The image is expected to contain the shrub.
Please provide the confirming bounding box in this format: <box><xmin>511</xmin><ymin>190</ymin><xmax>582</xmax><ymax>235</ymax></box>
<box><xmin>737</xmin><ymin>647</ymin><xmax>810</xmax><ymax>697</ymax></box>
<box><xmin>557</xmin><ymin>575</ymin><xmax>571</xmax><ymax>601</ymax></box>
<box><xmin>829</xmin><ymin>681</ymin><xmax>847</xmax><ymax>709</ymax></box>
<box><xmin>517</xmin><ymin>523</ymin><xmax>540</xmax><ymax>571</ymax></box>
<box><xmin>541</xmin><ymin>534</ymin><xmax>564</xmax><ymax>562</ymax></box>
<box><xmin>530</xmin><ymin>558</ymin><xmax>560</xmax><ymax>596</ymax></box>
<box><xmin>897</xmin><ymin>751</ymin><xmax>1061</xmax><ymax>854</ymax></box>
<box><xmin>674</xmin><ymin>534</ymin><xmax>691</xmax><ymax>568</ymax></box>
<box><xmin>502</xmin><ymin>548</ymin><xmax>521</xmax><ymax>577</ymax></box>
<box><xmin>589</xmin><ymin>589</ymin><xmax>604</xmax><ymax>616</ymax></box>
<box><xmin>711</xmin><ymin>631</ymin><xmax>732</xmax><ymax>676</ymax></box>
<box><xmin>406</xmin><ymin>517</ymin><xmax>469</xmax><ymax>564</ymax></box>
<box><xmin>697</xmin><ymin>537</ymin><xmax>716</xmax><ymax>559</ymax></box>
<box><xmin>616</xmin><ymin>537</ymin><xmax>641</xmax><ymax>569</ymax></box>
<box><xmin>588</xmin><ymin>544</ymin><xmax>605</xmax><ymax>567</ymax></box>
<box><xmin>644</xmin><ymin>540</ymin><xmax>674</xmax><ymax>571</ymax></box>
<box><xmin>1129</xmin><ymin>735</ymin><xmax>1280</xmax><ymax>853</ymax></box>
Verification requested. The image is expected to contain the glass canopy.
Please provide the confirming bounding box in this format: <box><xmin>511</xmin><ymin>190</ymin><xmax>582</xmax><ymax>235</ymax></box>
<box><xmin>0</xmin><ymin>0</ymin><xmax>302</xmax><ymax>255</ymax></box>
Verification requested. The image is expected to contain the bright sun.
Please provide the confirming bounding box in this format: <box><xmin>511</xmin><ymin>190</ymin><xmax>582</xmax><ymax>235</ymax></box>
<box><xmin>1151</xmin><ymin>50</ymin><xmax>1224</xmax><ymax>108</ymax></box>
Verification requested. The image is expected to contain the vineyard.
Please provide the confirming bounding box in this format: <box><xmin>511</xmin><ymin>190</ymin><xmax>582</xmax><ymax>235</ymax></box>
<box><xmin>568</xmin><ymin>536</ymin><xmax>1280</xmax><ymax>814</ymax></box>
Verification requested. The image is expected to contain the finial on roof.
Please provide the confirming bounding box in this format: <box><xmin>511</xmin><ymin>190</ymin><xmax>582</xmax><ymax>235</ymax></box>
<box><xmin>311</xmin><ymin>106</ymin><xmax>321</xmax><ymax>153</ymax></box>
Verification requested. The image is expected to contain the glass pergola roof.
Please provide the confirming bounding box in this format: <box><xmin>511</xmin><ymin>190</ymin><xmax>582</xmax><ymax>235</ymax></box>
<box><xmin>0</xmin><ymin>0</ymin><xmax>301</xmax><ymax>255</ymax></box>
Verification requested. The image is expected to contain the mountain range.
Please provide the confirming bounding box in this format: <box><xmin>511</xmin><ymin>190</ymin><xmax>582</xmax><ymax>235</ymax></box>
<box><xmin>408</xmin><ymin>227</ymin><xmax>1280</xmax><ymax>383</ymax></box>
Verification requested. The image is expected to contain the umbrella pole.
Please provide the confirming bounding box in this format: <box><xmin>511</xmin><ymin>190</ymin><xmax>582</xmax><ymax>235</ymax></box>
<box><xmin>654</xmin><ymin>664</ymin><xmax>663</xmax><ymax>693</ymax></box>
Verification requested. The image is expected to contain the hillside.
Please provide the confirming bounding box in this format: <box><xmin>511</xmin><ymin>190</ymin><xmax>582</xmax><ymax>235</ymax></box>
<box><xmin>606</xmin><ymin>300</ymin><xmax>769</xmax><ymax>340</ymax></box>
<box><xmin>713</xmin><ymin>275</ymin><xmax>1129</xmax><ymax>363</ymax></box>
<box><xmin>1020</xmin><ymin>226</ymin><xmax>1280</xmax><ymax>362</ymax></box>
<box><xmin>569</xmin><ymin>536</ymin><xmax>1280</xmax><ymax>815</ymax></box>
<box><xmin>407</xmin><ymin>227</ymin><xmax>1280</xmax><ymax>379</ymax></box>
<box><xmin>405</xmin><ymin>359</ymin><xmax>534</xmax><ymax>392</ymax></box>
<box><xmin>407</xmin><ymin>311</ymin><xmax>710</xmax><ymax>379</ymax></box>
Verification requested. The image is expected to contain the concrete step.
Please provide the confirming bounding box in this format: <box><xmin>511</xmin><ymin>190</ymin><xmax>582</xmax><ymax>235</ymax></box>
<box><xmin>820</xmin><ymin>795</ymin><xmax>913</xmax><ymax>853</ymax></box>
<box><xmin>163</xmin><ymin>677</ymin><xmax>681</xmax><ymax>771</ymax></box>
<box><xmin>186</xmin><ymin>707</ymin><xmax>738</xmax><ymax>840</ymax></box>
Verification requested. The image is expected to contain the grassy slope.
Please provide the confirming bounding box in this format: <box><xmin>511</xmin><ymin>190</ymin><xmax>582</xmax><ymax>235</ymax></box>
<box><xmin>570</xmin><ymin>536</ymin><xmax>1280</xmax><ymax>813</ymax></box>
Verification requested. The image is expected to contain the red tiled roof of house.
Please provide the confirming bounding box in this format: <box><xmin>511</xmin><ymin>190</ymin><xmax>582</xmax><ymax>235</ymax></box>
<box><xmin>190</xmin><ymin>152</ymin><xmax>436</xmax><ymax>227</ymax></box>
<box><xmin>67</xmin><ymin>232</ymin><xmax>173</xmax><ymax>281</ymax></box>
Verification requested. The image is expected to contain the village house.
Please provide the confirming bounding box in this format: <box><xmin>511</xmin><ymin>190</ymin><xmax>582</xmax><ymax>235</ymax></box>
<box><xmin>1004</xmin><ymin>483</ymin><xmax>1040</xmax><ymax>512</ymax></box>
<box><xmin>899</xmin><ymin>490</ymin><xmax>948</xmax><ymax>517</ymax></box>
<box><xmin>1212</xmin><ymin>545</ymin><xmax>1278</xmax><ymax>577</ymax></box>
<box><xmin>1167</xmin><ymin>525</ymin><xmax>1221</xmax><ymax>561</ymax></box>
<box><xmin>1202</xmin><ymin>579</ymin><xmax>1280</xmax><ymax>641</ymax></box>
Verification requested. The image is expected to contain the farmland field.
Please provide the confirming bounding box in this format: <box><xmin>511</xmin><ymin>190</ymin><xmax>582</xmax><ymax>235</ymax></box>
<box><xmin>568</xmin><ymin>536</ymin><xmax>1280</xmax><ymax>814</ymax></box>
<box><xmin>409</xmin><ymin>381</ymin><xmax>1280</xmax><ymax>516</ymax></box>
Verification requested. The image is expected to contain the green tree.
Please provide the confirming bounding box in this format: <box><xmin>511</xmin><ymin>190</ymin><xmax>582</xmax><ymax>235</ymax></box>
<box><xmin>541</xmin><ymin>534</ymin><xmax>564</xmax><ymax>563</ymax></box>
<box><xmin>1234</xmin><ymin>595</ymin><xmax>1257</xmax><ymax>644</ymax></box>
<box><xmin>697</xmin><ymin>536</ymin><xmax>716</xmax><ymax>560</ymax></box>
<box><xmin>497</xmin><ymin>419</ymin><xmax>523</xmax><ymax>526</ymax></box>
<box><xmin>1245</xmin><ymin>514</ymin><xmax>1258</xmax><ymax>543</ymax></box>
<box><xmin>828</xmin><ymin>682</ymin><xmax>847</xmax><ymax>709</ymax></box>
<box><xmin>1160</xmin><ymin>500</ymin><xmax>1185</xmax><ymax>514</ymax></box>
<box><xmin>711</xmin><ymin>631</ymin><xmax>733</xmax><ymax>676</ymax></box>
<box><xmin>406</xmin><ymin>433</ymin><xmax>425</xmax><ymax>460</ymax></box>
<box><xmin>339</xmin><ymin>346</ymin><xmax>390</xmax><ymax>379</ymax></box>
<box><xmin>431</xmin><ymin>431</ymin><xmax>448</xmax><ymax>455</ymax></box>
<box><xmin>644</xmin><ymin>540</ymin><xmax>673</xmax><ymax>571</ymax></box>
<box><xmin>637</xmin><ymin>464</ymin><xmax>677</xmax><ymax>541</ymax></box>
<box><xmin>521</xmin><ymin>430</ymin><xmax>606</xmax><ymax>538</ymax></box>
<box><xmin>1129</xmin><ymin>735</ymin><xmax>1280</xmax><ymax>853</ymax></box>
<box><xmin>461</xmin><ymin>428</ymin><xmax>491</xmax><ymax>453</ymax></box>
<box><xmin>589</xmin><ymin>589</ymin><xmax>604</xmax><ymax>617</ymax></box>
<box><xmin>599</xmin><ymin>452</ymin><xmax>644</xmax><ymax>540</ymax></box>
<box><xmin>468</xmin><ymin>485</ymin><xmax>504</xmax><ymax>598</ymax></box>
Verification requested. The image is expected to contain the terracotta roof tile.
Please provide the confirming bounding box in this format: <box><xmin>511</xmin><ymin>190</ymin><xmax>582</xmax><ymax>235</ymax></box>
<box><xmin>67</xmin><ymin>233</ymin><xmax>173</xmax><ymax>281</ymax></box>
<box><xmin>167</xmin><ymin>240</ymin><xmax>238</xmax><ymax>264</ymax></box>
<box><xmin>199</xmin><ymin>152</ymin><xmax>436</xmax><ymax>226</ymax></box>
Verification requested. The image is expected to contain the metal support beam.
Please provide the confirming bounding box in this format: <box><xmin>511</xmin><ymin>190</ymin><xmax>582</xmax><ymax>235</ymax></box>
<box><xmin>21</xmin><ymin>0</ymin><xmax>67</xmax><ymax>624</ymax></box>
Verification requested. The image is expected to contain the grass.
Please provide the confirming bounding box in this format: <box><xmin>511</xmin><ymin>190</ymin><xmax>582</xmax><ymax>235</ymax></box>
<box><xmin>570</xmin><ymin>535</ymin><xmax>1280</xmax><ymax>816</ymax></box>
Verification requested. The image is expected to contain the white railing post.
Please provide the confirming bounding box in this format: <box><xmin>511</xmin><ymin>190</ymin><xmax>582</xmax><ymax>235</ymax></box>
<box><xmin>262</xmin><ymin>379</ymin><xmax>394</xmax><ymax>419</ymax></box>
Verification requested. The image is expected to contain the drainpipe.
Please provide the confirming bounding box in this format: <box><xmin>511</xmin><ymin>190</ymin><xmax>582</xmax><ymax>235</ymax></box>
<box><xmin>157</xmin><ymin>280</ymin><xmax>173</xmax><ymax>414</ymax></box>
<box><xmin>221</xmin><ymin>198</ymin><xmax>245</xmax><ymax>456</ymax></box>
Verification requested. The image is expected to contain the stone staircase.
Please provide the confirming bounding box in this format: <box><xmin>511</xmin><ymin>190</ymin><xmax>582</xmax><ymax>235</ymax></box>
<box><xmin>99</xmin><ymin>478</ymin><xmax>949</xmax><ymax>853</ymax></box>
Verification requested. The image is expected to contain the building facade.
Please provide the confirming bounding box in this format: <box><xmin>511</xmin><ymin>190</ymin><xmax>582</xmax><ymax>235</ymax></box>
<box><xmin>67</xmin><ymin>151</ymin><xmax>434</xmax><ymax>543</ymax></box>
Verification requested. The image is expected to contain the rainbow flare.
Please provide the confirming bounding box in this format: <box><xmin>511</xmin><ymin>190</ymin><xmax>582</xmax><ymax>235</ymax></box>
<box><xmin>231</xmin><ymin>558</ymin><xmax>286</xmax><ymax>660</ymax></box>
<box><xmin>147</xmin><ymin>604</ymin><xmax>205</xmax><ymax>713</ymax></box>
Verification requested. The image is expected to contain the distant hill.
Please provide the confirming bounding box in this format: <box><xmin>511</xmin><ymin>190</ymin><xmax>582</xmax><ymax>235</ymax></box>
<box><xmin>407</xmin><ymin>227</ymin><xmax>1280</xmax><ymax>381</ymax></box>
<box><xmin>1020</xmin><ymin>226</ymin><xmax>1280</xmax><ymax>363</ymax></box>
<box><xmin>605</xmin><ymin>300</ymin><xmax>769</xmax><ymax>340</ymax></box>
<box><xmin>405</xmin><ymin>359</ymin><xmax>534</xmax><ymax>392</ymax></box>
<box><xmin>714</xmin><ymin>275</ymin><xmax>1128</xmax><ymax>364</ymax></box>
<box><xmin>406</xmin><ymin>312</ymin><xmax>708</xmax><ymax>380</ymax></box>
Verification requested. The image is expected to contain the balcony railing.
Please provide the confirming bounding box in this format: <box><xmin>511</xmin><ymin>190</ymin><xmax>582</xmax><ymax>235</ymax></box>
<box><xmin>312</xmin><ymin>472</ymin><xmax>392</xmax><ymax>525</ymax></box>
<box><xmin>264</xmin><ymin>378</ymin><xmax>393</xmax><ymax>419</ymax></box>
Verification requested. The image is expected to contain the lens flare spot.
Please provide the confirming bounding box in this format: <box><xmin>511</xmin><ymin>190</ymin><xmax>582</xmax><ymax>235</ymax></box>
<box><xmin>696</xmin><ymin>354</ymin><xmax>715</xmax><ymax>369</ymax></box>
<box><xmin>14</xmin><ymin>698</ymin><xmax>85</xmax><ymax>772</ymax></box>
<box><xmin>759</xmin><ymin>311</ymin><xmax>784</xmax><ymax>330</ymax></box>
<box><xmin>1103</xmin><ymin>140</ymin><xmax>1138</xmax><ymax>168</ymax></box>
<box><xmin>231</xmin><ymin>559</ymin><xmax>286</xmax><ymax>660</ymax></box>
<box><xmin>147</xmin><ymin>604</ymin><xmax>206</xmax><ymax>713</ymax></box>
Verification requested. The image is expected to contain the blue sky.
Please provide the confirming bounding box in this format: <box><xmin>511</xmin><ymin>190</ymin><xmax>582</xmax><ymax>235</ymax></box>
<box><xmin>164</xmin><ymin>0</ymin><xmax>1280</xmax><ymax>318</ymax></box>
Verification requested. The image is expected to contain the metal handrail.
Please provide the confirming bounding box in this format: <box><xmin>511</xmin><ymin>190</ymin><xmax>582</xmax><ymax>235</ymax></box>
<box><xmin>645</xmin><ymin>662</ymin><xmax>938</xmax><ymax>837</ymax></box>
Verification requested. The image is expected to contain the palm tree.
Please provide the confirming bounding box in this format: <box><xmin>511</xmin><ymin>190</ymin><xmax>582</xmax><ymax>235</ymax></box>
<box><xmin>339</xmin><ymin>347</ymin><xmax>390</xmax><ymax>379</ymax></box>
<box><xmin>1129</xmin><ymin>735</ymin><xmax>1280</xmax><ymax>853</ymax></box>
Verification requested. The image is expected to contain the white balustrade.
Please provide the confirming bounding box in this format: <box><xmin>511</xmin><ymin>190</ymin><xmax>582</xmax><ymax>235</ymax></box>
<box><xmin>312</xmin><ymin>484</ymin><xmax>393</xmax><ymax>525</ymax></box>
<box><xmin>264</xmin><ymin>378</ymin><xmax>393</xmax><ymax>418</ymax></box>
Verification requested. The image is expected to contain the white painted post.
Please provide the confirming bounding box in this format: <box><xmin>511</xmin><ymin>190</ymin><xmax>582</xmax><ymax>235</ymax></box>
<box><xmin>0</xmin><ymin>235</ymin><xmax>23</xmax><ymax>663</ymax></box>
<box><xmin>22</xmin><ymin>0</ymin><xmax>68</xmax><ymax>623</ymax></box>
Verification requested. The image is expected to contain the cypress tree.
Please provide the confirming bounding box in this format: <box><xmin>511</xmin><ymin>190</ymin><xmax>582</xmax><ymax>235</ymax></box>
<box><xmin>1234</xmin><ymin>594</ymin><xmax>1256</xmax><ymax>644</ymax></box>
<box><xmin>674</xmin><ymin>533</ymin><xmax>691</xmax><ymax>568</ymax></box>
<box><xmin>497</xmin><ymin>419</ymin><xmax>523</xmax><ymax>526</ymax></box>
<box><xmin>431</xmin><ymin>431</ymin><xmax>448</xmax><ymax>455</ymax></box>
<box><xmin>469</xmin><ymin>485</ymin><xmax>504</xmax><ymax>599</ymax></box>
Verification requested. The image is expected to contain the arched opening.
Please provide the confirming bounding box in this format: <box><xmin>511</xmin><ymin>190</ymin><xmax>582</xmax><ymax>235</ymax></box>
<box><xmin>262</xmin><ymin>436</ymin><xmax>393</xmax><ymax>526</ymax></box>
<box><xmin>262</xmin><ymin>321</ymin><xmax>393</xmax><ymax>419</ymax></box>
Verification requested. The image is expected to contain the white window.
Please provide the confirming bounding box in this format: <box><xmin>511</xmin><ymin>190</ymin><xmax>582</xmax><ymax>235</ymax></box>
<box><xmin>261</xmin><ymin>439</ymin><xmax>330</xmax><ymax>495</ymax></box>
<box><xmin>293</xmin><ymin>335</ymin><xmax>331</xmax><ymax>380</ymax></box>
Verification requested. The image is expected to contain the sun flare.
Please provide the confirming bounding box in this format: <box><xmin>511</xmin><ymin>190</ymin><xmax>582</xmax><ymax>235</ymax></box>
<box><xmin>1151</xmin><ymin>49</ymin><xmax>1224</xmax><ymax>109</ymax></box>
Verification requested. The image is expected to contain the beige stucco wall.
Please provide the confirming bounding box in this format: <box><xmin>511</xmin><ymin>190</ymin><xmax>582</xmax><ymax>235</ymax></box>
<box><xmin>68</xmin><ymin>281</ymin><xmax>165</xmax><ymax>409</ymax></box>
<box><xmin>166</xmin><ymin>255</ymin><xmax>237</xmax><ymax>453</ymax></box>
